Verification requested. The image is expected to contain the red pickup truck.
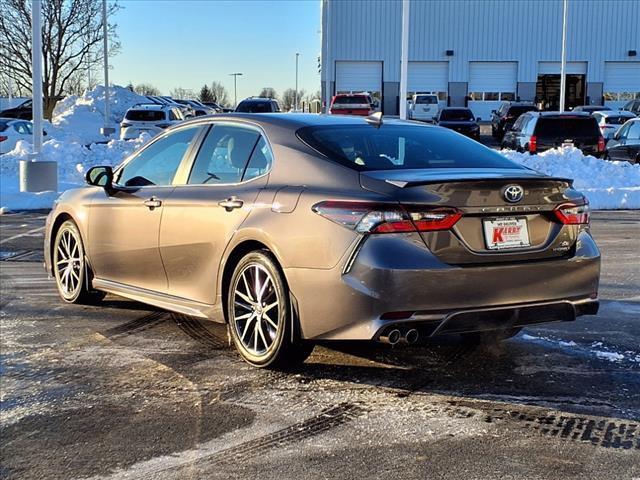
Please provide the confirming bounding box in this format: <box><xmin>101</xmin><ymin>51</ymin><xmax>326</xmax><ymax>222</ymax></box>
<box><xmin>329</xmin><ymin>93</ymin><xmax>374</xmax><ymax>116</ymax></box>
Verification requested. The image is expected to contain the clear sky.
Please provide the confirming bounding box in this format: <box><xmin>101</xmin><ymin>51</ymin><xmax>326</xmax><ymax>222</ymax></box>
<box><xmin>110</xmin><ymin>0</ymin><xmax>322</xmax><ymax>103</ymax></box>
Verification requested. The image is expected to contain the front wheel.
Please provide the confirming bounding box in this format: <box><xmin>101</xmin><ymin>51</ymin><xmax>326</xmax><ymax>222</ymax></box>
<box><xmin>227</xmin><ymin>251</ymin><xmax>313</xmax><ymax>369</ymax></box>
<box><xmin>53</xmin><ymin>220</ymin><xmax>105</xmax><ymax>304</ymax></box>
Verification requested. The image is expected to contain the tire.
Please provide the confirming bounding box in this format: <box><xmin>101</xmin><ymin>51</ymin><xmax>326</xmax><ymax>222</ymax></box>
<box><xmin>52</xmin><ymin>220</ymin><xmax>105</xmax><ymax>304</ymax></box>
<box><xmin>462</xmin><ymin>327</ymin><xmax>522</xmax><ymax>345</ymax></box>
<box><xmin>227</xmin><ymin>250</ymin><xmax>313</xmax><ymax>369</ymax></box>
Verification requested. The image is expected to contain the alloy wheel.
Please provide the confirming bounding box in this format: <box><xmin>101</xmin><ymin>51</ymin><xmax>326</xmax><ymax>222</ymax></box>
<box><xmin>55</xmin><ymin>228</ymin><xmax>83</xmax><ymax>299</ymax></box>
<box><xmin>231</xmin><ymin>263</ymin><xmax>280</xmax><ymax>357</ymax></box>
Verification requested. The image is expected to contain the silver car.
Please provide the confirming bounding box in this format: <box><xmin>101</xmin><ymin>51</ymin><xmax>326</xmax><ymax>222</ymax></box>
<box><xmin>44</xmin><ymin>114</ymin><xmax>600</xmax><ymax>368</ymax></box>
<box><xmin>592</xmin><ymin>110</ymin><xmax>636</xmax><ymax>140</ymax></box>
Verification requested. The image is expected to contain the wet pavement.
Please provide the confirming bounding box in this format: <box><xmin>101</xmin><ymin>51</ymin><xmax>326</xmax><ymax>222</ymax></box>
<box><xmin>0</xmin><ymin>211</ymin><xmax>638</xmax><ymax>480</ymax></box>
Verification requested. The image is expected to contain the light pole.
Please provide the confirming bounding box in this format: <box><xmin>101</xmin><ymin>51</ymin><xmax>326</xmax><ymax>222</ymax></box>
<box><xmin>559</xmin><ymin>0</ymin><xmax>568</xmax><ymax>112</ymax></box>
<box><xmin>295</xmin><ymin>52</ymin><xmax>300</xmax><ymax>111</ymax></box>
<box><xmin>19</xmin><ymin>0</ymin><xmax>57</xmax><ymax>193</ymax></box>
<box><xmin>100</xmin><ymin>0</ymin><xmax>114</xmax><ymax>137</ymax></box>
<box><xmin>229</xmin><ymin>72</ymin><xmax>243</xmax><ymax>107</ymax></box>
<box><xmin>399</xmin><ymin>0</ymin><xmax>410</xmax><ymax>119</ymax></box>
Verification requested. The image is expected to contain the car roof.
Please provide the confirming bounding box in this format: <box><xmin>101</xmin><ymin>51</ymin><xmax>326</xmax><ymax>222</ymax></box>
<box><xmin>527</xmin><ymin>111</ymin><xmax>593</xmax><ymax>118</ymax></box>
<box><xmin>596</xmin><ymin>110</ymin><xmax>635</xmax><ymax>116</ymax></box>
<box><xmin>504</xmin><ymin>101</ymin><xmax>536</xmax><ymax>106</ymax></box>
<box><xmin>440</xmin><ymin>107</ymin><xmax>471</xmax><ymax>111</ymax></box>
<box><xmin>128</xmin><ymin>103</ymin><xmax>169</xmax><ymax>111</ymax></box>
<box><xmin>178</xmin><ymin>113</ymin><xmax>432</xmax><ymax>130</ymax></box>
<box><xmin>240</xmin><ymin>97</ymin><xmax>275</xmax><ymax>103</ymax></box>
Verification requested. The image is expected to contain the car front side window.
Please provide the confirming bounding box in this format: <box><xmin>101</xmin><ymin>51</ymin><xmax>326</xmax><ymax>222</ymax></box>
<box><xmin>187</xmin><ymin>124</ymin><xmax>261</xmax><ymax>185</ymax></box>
<box><xmin>117</xmin><ymin>126</ymin><xmax>200</xmax><ymax>187</ymax></box>
<box><xmin>626</xmin><ymin>122</ymin><xmax>640</xmax><ymax>140</ymax></box>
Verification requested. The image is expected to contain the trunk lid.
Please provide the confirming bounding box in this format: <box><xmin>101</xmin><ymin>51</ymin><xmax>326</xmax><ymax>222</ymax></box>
<box><xmin>360</xmin><ymin>168</ymin><xmax>583</xmax><ymax>265</ymax></box>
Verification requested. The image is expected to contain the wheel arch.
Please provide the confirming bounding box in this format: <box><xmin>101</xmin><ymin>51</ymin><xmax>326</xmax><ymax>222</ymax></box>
<box><xmin>48</xmin><ymin>212</ymin><xmax>75</xmax><ymax>274</ymax></box>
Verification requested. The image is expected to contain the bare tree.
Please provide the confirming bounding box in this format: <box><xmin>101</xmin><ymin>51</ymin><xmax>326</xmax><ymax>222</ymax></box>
<box><xmin>281</xmin><ymin>88</ymin><xmax>305</xmax><ymax>111</ymax></box>
<box><xmin>169</xmin><ymin>86</ymin><xmax>195</xmax><ymax>100</ymax></box>
<box><xmin>0</xmin><ymin>0</ymin><xmax>121</xmax><ymax>118</ymax></box>
<box><xmin>259</xmin><ymin>87</ymin><xmax>278</xmax><ymax>99</ymax></box>
<box><xmin>134</xmin><ymin>83</ymin><xmax>160</xmax><ymax>96</ymax></box>
<box><xmin>210</xmin><ymin>81</ymin><xmax>230</xmax><ymax>107</ymax></box>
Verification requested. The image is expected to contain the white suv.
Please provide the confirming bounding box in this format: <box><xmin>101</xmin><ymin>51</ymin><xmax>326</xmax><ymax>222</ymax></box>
<box><xmin>408</xmin><ymin>93</ymin><xmax>439</xmax><ymax>122</ymax></box>
<box><xmin>120</xmin><ymin>104</ymin><xmax>184</xmax><ymax>140</ymax></box>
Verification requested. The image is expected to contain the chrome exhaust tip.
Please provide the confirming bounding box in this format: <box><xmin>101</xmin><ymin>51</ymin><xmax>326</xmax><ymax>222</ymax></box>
<box><xmin>379</xmin><ymin>328</ymin><xmax>401</xmax><ymax>345</ymax></box>
<box><xmin>405</xmin><ymin>328</ymin><xmax>419</xmax><ymax>345</ymax></box>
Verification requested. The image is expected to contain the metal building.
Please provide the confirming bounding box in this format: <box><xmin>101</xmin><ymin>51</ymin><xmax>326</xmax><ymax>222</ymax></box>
<box><xmin>320</xmin><ymin>0</ymin><xmax>640</xmax><ymax>119</ymax></box>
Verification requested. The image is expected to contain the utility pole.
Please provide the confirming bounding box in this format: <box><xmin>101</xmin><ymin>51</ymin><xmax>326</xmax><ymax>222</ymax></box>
<box><xmin>20</xmin><ymin>0</ymin><xmax>57</xmax><ymax>193</ymax></box>
<box><xmin>100</xmin><ymin>0</ymin><xmax>114</xmax><ymax>137</ymax></box>
<box><xmin>295</xmin><ymin>52</ymin><xmax>300</xmax><ymax>111</ymax></box>
<box><xmin>399</xmin><ymin>0</ymin><xmax>410</xmax><ymax>119</ymax></box>
<box><xmin>229</xmin><ymin>72</ymin><xmax>243</xmax><ymax>107</ymax></box>
<box><xmin>559</xmin><ymin>0</ymin><xmax>568</xmax><ymax>112</ymax></box>
<box><xmin>323</xmin><ymin>0</ymin><xmax>331</xmax><ymax>113</ymax></box>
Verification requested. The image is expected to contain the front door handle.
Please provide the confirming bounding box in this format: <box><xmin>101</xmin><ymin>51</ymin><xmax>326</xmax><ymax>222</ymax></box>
<box><xmin>218</xmin><ymin>197</ymin><xmax>244</xmax><ymax>211</ymax></box>
<box><xmin>144</xmin><ymin>198</ymin><xmax>162</xmax><ymax>209</ymax></box>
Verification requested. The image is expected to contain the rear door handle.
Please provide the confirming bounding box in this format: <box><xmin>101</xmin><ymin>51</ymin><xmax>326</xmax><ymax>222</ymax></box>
<box><xmin>218</xmin><ymin>197</ymin><xmax>243</xmax><ymax>211</ymax></box>
<box><xmin>144</xmin><ymin>198</ymin><xmax>162</xmax><ymax>209</ymax></box>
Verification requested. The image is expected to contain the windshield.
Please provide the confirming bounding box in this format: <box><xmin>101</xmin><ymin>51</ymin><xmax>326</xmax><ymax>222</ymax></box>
<box><xmin>415</xmin><ymin>96</ymin><xmax>437</xmax><ymax>105</ymax></box>
<box><xmin>332</xmin><ymin>96</ymin><xmax>370</xmax><ymax>105</ymax></box>
<box><xmin>125</xmin><ymin>110</ymin><xmax>165</xmax><ymax>121</ymax></box>
<box><xmin>297</xmin><ymin>124</ymin><xmax>522</xmax><ymax>171</ymax></box>
<box><xmin>440</xmin><ymin>109</ymin><xmax>474</xmax><ymax>121</ymax></box>
<box><xmin>236</xmin><ymin>101</ymin><xmax>272</xmax><ymax>113</ymax></box>
<box><xmin>535</xmin><ymin>117</ymin><xmax>600</xmax><ymax>137</ymax></box>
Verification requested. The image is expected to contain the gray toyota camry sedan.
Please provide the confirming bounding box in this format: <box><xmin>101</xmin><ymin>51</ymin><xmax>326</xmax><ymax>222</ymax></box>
<box><xmin>44</xmin><ymin>113</ymin><xmax>600</xmax><ymax>368</ymax></box>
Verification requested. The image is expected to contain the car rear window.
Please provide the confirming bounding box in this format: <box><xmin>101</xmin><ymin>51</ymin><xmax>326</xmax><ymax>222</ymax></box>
<box><xmin>605</xmin><ymin>116</ymin><xmax>631</xmax><ymax>125</ymax></box>
<box><xmin>125</xmin><ymin>110</ymin><xmax>165</xmax><ymax>122</ymax></box>
<box><xmin>507</xmin><ymin>106</ymin><xmax>537</xmax><ymax>116</ymax></box>
<box><xmin>332</xmin><ymin>96</ymin><xmax>370</xmax><ymax>105</ymax></box>
<box><xmin>297</xmin><ymin>124</ymin><xmax>522</xmax><ymax>172</ymax></box>
<box><xmin>415</xmin><ymin>96</ymin><xmax>437</xmax><ymax>104</ymax></box>
<box><xmin>236</xmin><ymin>101</ymin><xmax>272</xmax><ymax>113</ymax></box>
<box><xmin>535</xmin><ymin>117</ymin><xmax>600</xmax><ymax>137</ymax></box>
<box><xmin>440</xmin><ymin>109</ymin><xmax>474</xmax><ymax>121</ymax></box>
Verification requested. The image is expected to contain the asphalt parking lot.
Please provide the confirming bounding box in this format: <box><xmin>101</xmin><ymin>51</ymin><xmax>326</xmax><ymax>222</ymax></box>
<box><xmin>1</xmin><ymin>211</ymin><xmax>639</xmax><ymax>480</ymax></box>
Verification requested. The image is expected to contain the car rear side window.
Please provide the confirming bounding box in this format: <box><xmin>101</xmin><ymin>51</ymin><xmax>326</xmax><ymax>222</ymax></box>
<box><xmin>117</xmin><ymin>126</ymin><xmax>200</xmax><ymax>187</ymax></box>
<box><xmin>297</xmin><ymin>124</ymin><xmax>522</xmax><ymax>171</ymax></box>
<box><xmin>188</xmin><ymin>125</ymin><xmax>260</xmax><ymax>184</ymax></box>
<box><xmin>125</xmin><ymin>110</ymin><xmax>165</xmax><ymax>122</ymax></box>
<box><xmin>534</xmin><ymin>117</ymin><xmax>600</xmax><ymax>137</ymax></box>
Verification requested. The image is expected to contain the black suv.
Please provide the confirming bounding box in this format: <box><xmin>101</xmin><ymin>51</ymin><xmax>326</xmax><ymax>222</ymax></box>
<box><xmin>235</xmin><ymin>97</ymin><xmax>281</xmax><ymax>113</ymax></box>
<box><xmin>621</xmin><ymin>100</ymin><xmax>640</xmax><ymax>116</ymax></box>
<box><xmin>490</xmin><ymin>102</ymin><xmax>538</xmax><ymax>139</ymax></box>
<box><xmin>501</xmin><ymin>112</ymin><xmax>604</xmax><ymax>156</ymax></box>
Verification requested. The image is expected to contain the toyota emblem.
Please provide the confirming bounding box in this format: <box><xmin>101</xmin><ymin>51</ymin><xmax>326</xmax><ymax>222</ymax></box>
<box><xmin>503</xmin><ymin>185</ymin><xmax>524</xmax><ymax>203</ymax></box>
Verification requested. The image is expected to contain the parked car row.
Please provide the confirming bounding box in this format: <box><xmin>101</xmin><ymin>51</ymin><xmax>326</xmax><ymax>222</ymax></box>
<box><xmin>0</xmin><ymin>117</ymin><xmax>47</xmax><ymax>154</ymax></box>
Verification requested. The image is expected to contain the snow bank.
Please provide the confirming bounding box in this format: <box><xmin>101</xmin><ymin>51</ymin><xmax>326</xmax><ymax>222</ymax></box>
<box><xmin>501</xmin><ymin>147</ymin><xmax>640</xmax><ymax>210</ymax></box>
<box><xmin>51</xmin><ymin>85</ymin><xmax>149</xmax><ymax>144</ymax></box>
<box><xmin>0</xmin><ymin>136</ymin><xmax>148</xmax><ymax>212</ymax></box>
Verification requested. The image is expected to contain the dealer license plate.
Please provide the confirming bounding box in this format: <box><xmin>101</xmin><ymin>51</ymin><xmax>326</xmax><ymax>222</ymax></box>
<box><xmin>483</xmin><ymin>217</ymin><xmax>531</xmax><ymax>250</ymax></box>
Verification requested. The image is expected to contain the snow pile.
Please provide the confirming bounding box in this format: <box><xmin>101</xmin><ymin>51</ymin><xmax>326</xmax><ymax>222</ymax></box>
<box><xmin>501</xmin><ymin>147</ymin><xmax>640</xmax><ymax>210</ymax></box>
<box><xmin>0</xmin><ymin>135</ymin><xmax>149</xmax><ymax>212</ymax></box>
<box><xmin>51</xmin><ymin>85</ymin><xmax>148</xmax><ymax>144</ymax></box>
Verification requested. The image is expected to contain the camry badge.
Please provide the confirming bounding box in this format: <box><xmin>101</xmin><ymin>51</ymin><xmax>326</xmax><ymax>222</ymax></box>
<box><xmin>503</xmin><ymin>185</ymin><xmax>524</xmax><ymax>203</ymax></box>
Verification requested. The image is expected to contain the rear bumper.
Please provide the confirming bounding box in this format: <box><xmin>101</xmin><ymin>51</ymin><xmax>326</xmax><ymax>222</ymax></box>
<box><xmin>285</xmin><ymin>230</ymin><xmax>600</xmax><ymax>341</ymax></box>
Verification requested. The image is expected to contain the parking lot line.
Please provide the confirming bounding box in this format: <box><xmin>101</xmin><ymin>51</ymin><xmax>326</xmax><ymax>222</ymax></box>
<box><xmin>0</xmin><ymin>225</ymin><xmax>45</xmax><ymax>245</ymax></box>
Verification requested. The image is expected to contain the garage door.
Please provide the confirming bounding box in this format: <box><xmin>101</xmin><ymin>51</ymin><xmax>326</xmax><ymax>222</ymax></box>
<box><xmin>604</xmin><ymin>62</ymin><xmax>640</xmax><ymax>109</ymax></box>
<box><xmin>335</xmin><ymin>61</ymin><xmax>383</xmax><ymax>106</ymax></box>
<box><xmin>468</xmin><ymin>62</ymin><xmax>517</xmax><ymax>120</ymax></box>
<box><xmin>408</xmin><ymin>62</ymin><xmax>448</xmax><ymax>106</ymax></box>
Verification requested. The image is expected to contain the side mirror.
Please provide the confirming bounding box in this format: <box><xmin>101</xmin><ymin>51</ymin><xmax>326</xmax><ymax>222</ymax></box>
<box><xmin>476</xmin><ymin>117</ymin><xmax>481</xmax><ymax>122</ymax></box>
<box><xmin>491</xmin><ymin>110</ymin><xmax>496</xmax><ymax>114</ymax></box>
<box><xmin>86</xmin><ymin>165</ymin><xmax>113</xmax><ymax>189</ymax></box>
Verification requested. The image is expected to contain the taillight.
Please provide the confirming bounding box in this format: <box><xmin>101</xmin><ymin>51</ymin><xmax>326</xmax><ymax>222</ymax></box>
<box><xmin>554</xmin><ymin>201</ymin><xmax>590</xmax><ymax>225</ymax></box>
<box><xmin>597</xmin><ymin>136</ymin><xmax>605</xmax><ymax>152</ymax></box>
<box><xmin>312</xmin><ymin>201</ymin><xmax>462</xmax><ymax>234</ymax></box>
<box><xmin>0</xmin><ymin>135</ymin><xmax>7</xmax><ymax>142</ymax></box>
<box><xmin>529</xmin><ymin>135</ymin><xmax>537</xmax><ymax>153</ymax></box>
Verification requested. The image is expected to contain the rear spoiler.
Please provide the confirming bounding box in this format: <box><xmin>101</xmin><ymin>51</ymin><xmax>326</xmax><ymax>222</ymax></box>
<box><xmin>383</xmin><ymin>175</ymin><xmax>574</xmax><ymax>188</ymax></box>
